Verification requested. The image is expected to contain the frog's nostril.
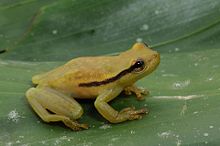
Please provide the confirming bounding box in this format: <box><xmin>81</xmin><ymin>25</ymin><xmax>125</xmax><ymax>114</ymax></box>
<box><xmin>148</xmin><ymin>53</ymin><xmax>160</xmax><ymax>64</ymax></box>
<box><xmin>152</xmin><ymin>53</ymin><xmax>159</xmax><ymax>58</ymax></box>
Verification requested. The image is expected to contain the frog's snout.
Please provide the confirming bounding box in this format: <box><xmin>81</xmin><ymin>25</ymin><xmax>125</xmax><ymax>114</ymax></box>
<box><xmin>152</xmin><ymin>52</ymin><xmax>160</xmax><ymax>59</ymax></box>
<box><xmin>155</xmin><ymin>52</ymin><xmax>160</xmax><ymax>61</ymax></box>
<box><xmin>148</xmin><ymin>52</ymin><xmax>160</xmax><ymax>69</ymax></box>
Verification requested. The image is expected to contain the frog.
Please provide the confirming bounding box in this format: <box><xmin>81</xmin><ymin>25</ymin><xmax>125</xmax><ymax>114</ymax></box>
<box><xmin>25</xmin><ymin>42</ymin><xmax>160</xmax><ymax>130</ymax></box>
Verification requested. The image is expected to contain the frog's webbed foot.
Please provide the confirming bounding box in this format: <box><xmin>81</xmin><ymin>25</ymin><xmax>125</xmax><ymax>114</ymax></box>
<box><xmin>124</xmin><ymin>85</ymin><xmax>149</xmax><ymax>100</ymax></box>
<box><xmin>26</xmin><ymin>87</ymin><xmax>88</xmax><ymax>131</ymax></box>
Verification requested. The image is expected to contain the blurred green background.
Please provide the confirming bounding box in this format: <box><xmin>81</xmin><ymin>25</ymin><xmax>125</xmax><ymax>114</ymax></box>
<box><xmin>0</xmin><ymin>0</ymin><xmax>220</xmax><ymax>145</ymax></box>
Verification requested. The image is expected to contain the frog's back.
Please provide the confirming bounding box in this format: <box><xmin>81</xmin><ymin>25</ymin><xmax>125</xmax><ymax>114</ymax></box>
<box><xmin>32</xmin><ymin>64</ymin><xmax>72</xmax><ymax>85</ymax></box>
<box><xmin>32</xmin><ymin>56</ymin><xmax>122</xmax><ymax>87</ymax></box>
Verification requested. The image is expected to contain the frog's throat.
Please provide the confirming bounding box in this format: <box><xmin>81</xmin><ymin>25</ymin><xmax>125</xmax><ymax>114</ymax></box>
<box><xmin>78</xmin><ymin>63</ymin><xmax>138</xmax><ymax>87</ymax></box>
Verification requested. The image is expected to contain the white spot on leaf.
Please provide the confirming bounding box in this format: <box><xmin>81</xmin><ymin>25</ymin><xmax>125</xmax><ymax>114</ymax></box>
<box><xmin>203</xmin><ymin>133</ymin><xmax>209</xmax><ymax>137</ymax></box>
<box><xmin>207</xmin><ymin>77</ymin><xmax>213</xmax><ymax>81</ymax></box>
<box><xmin>194</xmin><ymin>63</ymin><xmax>199</xmax><ymax>67</ymax></box>
<box><xmin>99</xmin><ymin>124</ymin><xmax>111</xmax><ymax>130</ymax></box>
<box><xmin>111</xmin><ymin>137</ymin><xmax>119</xmax><ymax>142</ymax></box>
<box><xmin>136</xmin><ymin>38</ymin><xmax>143</xmax><ymax>43</ymax></box>
<box><xmin>175</xmin><ymin>48</ymin><xmax>180</xmax><ymax>52</ymax></box>
<box><xmin>172</xmin><ymin>80</ymin><xmax>191</xmax><ymax>90</ymax></box>
<box><xmin>52</xmin><ymin>29</ymin><xmax>58</xmax><ymax>35</ymax></box>
<box><xmin>130</xmin><ymin>130</ymin><xmax>136</xmax><ymax>135</ymax></box>
<box><xmin>8</xmin><ymin>109</ymin><xmax>21</xmax><ymax>123</ymax></box>
<box><xmin>155</xmin><ymin>10</ymin><xmax>160</xmax><ymax>15</ymax></box>
<box><xmin>158</xmin><ymin>131</ymin><xmax>172</xmax><ymax>138</ymax></box>
<box><xmin>140</xmin><ymin>24</ymin><xmax>149</xmax><ymax>31</ymax></box>
<box><xmin>193</xmin><ymin>111</ymin><xmax>199</xmax><ymax>114</ymax></box>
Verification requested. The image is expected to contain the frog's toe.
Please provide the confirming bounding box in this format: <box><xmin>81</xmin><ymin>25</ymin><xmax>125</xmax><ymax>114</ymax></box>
<box><xmin>139</xmin><ymin>87</ymin><xmax>149</xmax><ymax>95</ymax></box>
<box><xmin>130</xmin><ymin>108</ymin><xmax>149</xmax><ymax>118</ymax></box>
<box><xmin>135</xmin><ymin>88</ymin><xmax>149</xmax><ymax>100</ymax></box>
<box><xmin>135</xmin><ymin>94</ymin><xmax>144</xmax><ymax>101</ymax></box>
<box><xmin>124</xmin><ymin>86</ymin><xmax>149</xmax><ymax>100</ymax></box>
<box><xmin>124</xmin><ymin>90</ymin><xmax>132</xmax><ymax>95</ymax></box>
<box><xmin>73</xmin><ymin>122</ymin><xmax>89</xmax><ymax>131</ymax></box>
<box><xmin>78</xmin><ymin>123</ymin><xmax>89</xmax><ymax>130</ymax></box>
<box><xmin>119</xmin><ymin>107</ymin><xmax>149</xmax><ymax>121</ymax></box>
<box><xmin>63</xmin><ymin>119</ymin><xmax>89</xmax><ymax>131</ymax></box>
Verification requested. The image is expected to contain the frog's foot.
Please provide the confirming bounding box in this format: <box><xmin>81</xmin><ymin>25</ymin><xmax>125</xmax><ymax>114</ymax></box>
<box><xmin>95</xmin><ymin>88</ymin><xmax>150</xmax><ymax>123</ymax></box>
<box><xmin>119</xmin><ymin>107</ymin><xmax>149</xmax><ymax>120</ymax></box>
<box><xmin>63</xmin><ymin>119</ymin><xmax>88</xmax><ymax>131</ymax></box>
<box><xmin>124</xmin><ymin>86</ymin><xmax>149</xmax><ymax>100</ymax></box>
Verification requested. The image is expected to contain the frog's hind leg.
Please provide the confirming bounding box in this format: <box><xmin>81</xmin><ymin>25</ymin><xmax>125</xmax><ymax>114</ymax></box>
<box><xmin>26</xmin><ymin>87</ymin><xmax>88</xmax><ymax>130</ymax></box>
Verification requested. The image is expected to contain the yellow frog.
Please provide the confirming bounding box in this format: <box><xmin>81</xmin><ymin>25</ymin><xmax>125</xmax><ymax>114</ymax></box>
<box><xmin>26</xmin><ymin>43</ymin><xmax>160</xmax><ymax>130</ymax></box>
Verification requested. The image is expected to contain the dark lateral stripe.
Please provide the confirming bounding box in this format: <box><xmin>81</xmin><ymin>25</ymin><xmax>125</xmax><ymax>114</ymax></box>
<box><xmin>79</xmin><ymin>64</ymin><xmax>137</xmax><ymax>87</ymax></box>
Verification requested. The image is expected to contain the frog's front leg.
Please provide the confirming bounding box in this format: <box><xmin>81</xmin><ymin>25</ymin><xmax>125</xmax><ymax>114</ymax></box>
<box><xmin>26</xmin><ymin>87</ymin><xmax>88</xmax><ymax>130</ymax></box>
<box><xmin>94</xmin><ymin>88</ymin><xmax>148</xmax><ymax>123</ymax></box>
<box><xmin>124</xmin><ymin>85</ymin><xmax>149</xmax><ymax>100</ymax></box>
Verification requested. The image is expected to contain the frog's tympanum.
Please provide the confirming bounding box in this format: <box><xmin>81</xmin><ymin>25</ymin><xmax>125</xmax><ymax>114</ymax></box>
<box><xmin>26</xmin><ymin>43</ymin><xmax>160</xmax><ymax>130</ymax></box>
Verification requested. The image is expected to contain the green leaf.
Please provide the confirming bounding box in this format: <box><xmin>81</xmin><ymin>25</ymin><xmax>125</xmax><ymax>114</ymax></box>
<box><xmin>0</xmin><ymin>0</ymin><xmax>220</xmax><ymax>145</ymax></box>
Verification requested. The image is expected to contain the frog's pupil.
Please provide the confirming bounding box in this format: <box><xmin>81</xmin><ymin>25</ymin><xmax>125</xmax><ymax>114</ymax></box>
<box><xmin>134</xmin><ymin>60</ymin><xmax>144</xmax><ymax>68</ymax></box>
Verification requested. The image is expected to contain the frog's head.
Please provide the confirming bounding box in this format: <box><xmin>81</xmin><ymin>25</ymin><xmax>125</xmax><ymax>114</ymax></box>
<box><xmin>118</xmin><ymin>43</ymin><xmax>160</xmax><ymax>86</ymax></box>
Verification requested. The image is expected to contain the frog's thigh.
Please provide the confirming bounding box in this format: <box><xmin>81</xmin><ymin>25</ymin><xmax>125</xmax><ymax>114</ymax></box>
<box><xmin>27</xmin><ymin>87</ymin><xmax>83</xmax><ymax>119</ymax></box>
<box><xmin>26</xmin><ymin>87</ymin><xmax>87</xmax><ymax>130</ymax></box>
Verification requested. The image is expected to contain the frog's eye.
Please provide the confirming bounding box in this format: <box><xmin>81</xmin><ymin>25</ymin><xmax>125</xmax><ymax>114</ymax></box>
<box><xmin>133</xmin><ymin>58</ymin><xmax>145</xmax><ymax>72</ymax></box>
